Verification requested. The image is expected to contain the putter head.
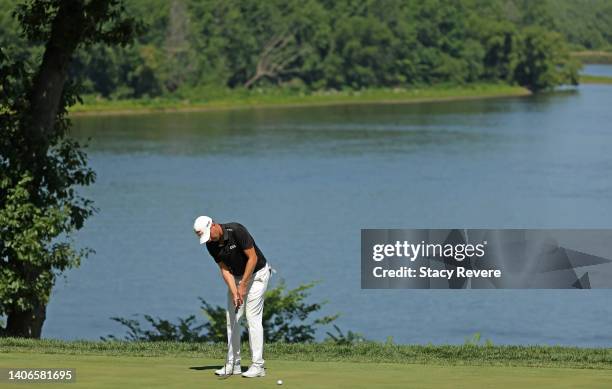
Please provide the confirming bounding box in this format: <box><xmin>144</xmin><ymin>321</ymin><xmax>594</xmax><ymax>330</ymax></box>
<box><xmin>217</xmin><ymin>363</ymin><xmax>234</xmax><ymax>380</ymax></box>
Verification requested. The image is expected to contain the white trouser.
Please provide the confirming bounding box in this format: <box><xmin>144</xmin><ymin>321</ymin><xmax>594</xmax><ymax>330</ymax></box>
<box><xmin>226</xmin><ymin>263</ymin><xmax>271</xmax><ymax>367</ymax></box>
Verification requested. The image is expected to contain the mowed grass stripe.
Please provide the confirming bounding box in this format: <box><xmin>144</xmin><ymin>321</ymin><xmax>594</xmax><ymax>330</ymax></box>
<box><xmin>1</xmin><ymin>353</ymin><xmax>612</xmax><ymax>389</ymax></box>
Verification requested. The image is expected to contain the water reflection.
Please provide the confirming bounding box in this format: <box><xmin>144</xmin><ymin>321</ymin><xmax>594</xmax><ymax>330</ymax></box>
<box><xmin>45</xmin><ymin>80</ymin><xmax>612</xmax><ymax>346</ymax></box>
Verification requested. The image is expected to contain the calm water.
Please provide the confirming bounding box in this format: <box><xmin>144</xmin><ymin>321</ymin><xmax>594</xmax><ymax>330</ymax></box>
<box><xmin>44</xmin><ymin>73</ymin><xmax>612</xmax><ymax>346</ymax></box>
<box><xmin>582</xmin><ymin>64</ymin><xmax>612</xmax><ymax>77</ymax></box>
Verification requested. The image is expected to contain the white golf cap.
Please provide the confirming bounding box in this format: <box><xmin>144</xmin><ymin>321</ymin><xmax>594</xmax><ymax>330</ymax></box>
<box><xmin>193</xmin><ymin>215</ymin><xmax>213</xmax><ymax>244</ymax></box>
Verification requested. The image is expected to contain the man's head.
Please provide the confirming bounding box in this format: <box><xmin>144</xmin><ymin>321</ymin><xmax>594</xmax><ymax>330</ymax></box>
<box><xmin>193</xmin><ymin>216</ymin><xmax>223</xmax><ymax>244</ymax></box>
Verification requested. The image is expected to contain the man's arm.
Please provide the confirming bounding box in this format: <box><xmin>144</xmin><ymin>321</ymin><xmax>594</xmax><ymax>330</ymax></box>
<box><xmin>232</xmin><ymin>224</ymin><xmax>259</xmax><ymax>302</ymax></box>
<box><xmin>238</xmin><ymin>247</ymin><xmax>258</xmax><ymax>301</ymax></box>
<box><xmin>219</xmin><ymin>261</ymin><xmax>241</xmax><ymax>308</ymax></box>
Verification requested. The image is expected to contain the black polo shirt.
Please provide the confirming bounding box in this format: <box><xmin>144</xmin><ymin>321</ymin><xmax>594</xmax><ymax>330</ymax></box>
<box><xmin>206</xmin><ymin>222</ymin><xmax>267</xmax><ymax>276</ymax></box>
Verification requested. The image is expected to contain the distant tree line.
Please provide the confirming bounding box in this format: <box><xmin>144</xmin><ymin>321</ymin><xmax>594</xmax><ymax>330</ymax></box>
<box><xmin>1</xmin><ymin>0</ymin><xmax>593</xmax><ymax>97</ymax></box>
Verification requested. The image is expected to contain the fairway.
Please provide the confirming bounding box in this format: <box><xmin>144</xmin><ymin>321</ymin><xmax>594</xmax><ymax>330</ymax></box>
<box><xmin>2</xmin><ymin>353</ymin><xmax>611</xmax><ymax>388</ymax></box>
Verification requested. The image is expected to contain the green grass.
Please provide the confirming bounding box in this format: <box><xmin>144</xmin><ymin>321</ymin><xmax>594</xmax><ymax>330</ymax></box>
<box><xmin>69</xmin><ymin>83</ymin><xmax>529</xmax><ymax>116</ymax></box>
<box><xmin>580</xmin><ymin>74</ymin><xmax>612</xmax><ymax>84</ymax></box>
<box><xmin>2</xmin><ymin>352</ymin><xmax>612</xmax><ymax>388</ymax></box>
<box><xmin>2</xmin><ymin>339</ymin><xmax>611</xmax><ymax>388</ymax></box>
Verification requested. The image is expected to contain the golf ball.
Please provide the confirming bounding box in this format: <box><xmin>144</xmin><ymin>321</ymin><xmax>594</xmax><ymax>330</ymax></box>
<box><xmin>277</xmin><ymin>379</ymin><xmax>283</xmax><ymax>385</ymax></box>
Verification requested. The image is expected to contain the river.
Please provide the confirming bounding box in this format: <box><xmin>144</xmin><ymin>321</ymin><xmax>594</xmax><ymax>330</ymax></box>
<box><xmin>44</xmin><ymin>65</ymin><xmax>612</xmax><ymax>346</ymax></box>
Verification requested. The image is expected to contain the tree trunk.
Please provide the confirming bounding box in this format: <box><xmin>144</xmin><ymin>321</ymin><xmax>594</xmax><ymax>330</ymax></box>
<box><xmin>7</xmin><ymin>0</ymin><xmax>98</xmax><ymax>339</ymax></box>
<box><xmin>244</xmin><ymin>71</ymin><xmax>268</xmax><ymax>89</ymax></box>
<box><xmin>25</xmin><ymin>0</ymin><xmax>86</xmax><ymax>146</ymax></box>
<box><xmin>5</xmin><ymin>303</ymin><xmax>47</xmax><ymax>338</ymax></box>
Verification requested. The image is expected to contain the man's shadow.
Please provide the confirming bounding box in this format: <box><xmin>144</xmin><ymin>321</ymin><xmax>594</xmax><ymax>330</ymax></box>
<box><xmin>189</xmin><ymin>365</ymin><xmax>244</xmax><ymax>372</ymax></box>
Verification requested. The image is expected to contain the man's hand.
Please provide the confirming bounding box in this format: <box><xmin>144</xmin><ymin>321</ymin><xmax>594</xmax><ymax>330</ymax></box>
<box><xmin>232</xmin><ymin>291</ymin><xmax>242</xmax><ymax>311</ymax></box>
<box><xmin>236</xmin><ymin>247</ymin><xmax>257</xmax><ymax>307</ymax></box>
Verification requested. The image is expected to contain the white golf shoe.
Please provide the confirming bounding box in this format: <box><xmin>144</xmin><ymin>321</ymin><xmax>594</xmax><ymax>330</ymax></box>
<box><xmin>241</xmin><ymin>364</ymin><xmax>266</xmax><ymax>378</ymax></box>
<box><xmin>214</xmin><ymin>362</ymin><xmax>241</xmax><ymax>376</ymax></box>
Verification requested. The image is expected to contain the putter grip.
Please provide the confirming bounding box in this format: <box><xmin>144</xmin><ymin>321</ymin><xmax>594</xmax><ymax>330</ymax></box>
<box><xmin>235</xmin><ymin>305</ymin><xmax>239</xmax><ymax>314</ymax></box>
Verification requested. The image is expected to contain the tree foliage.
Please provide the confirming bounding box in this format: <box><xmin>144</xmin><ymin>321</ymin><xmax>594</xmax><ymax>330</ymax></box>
<box><xmin>513</xmin><ymin>26</ymin><xmax>579</xmax><ymax>91</ymax></box>
<box><xmin>549</xmin><ymin>0</ymin><xmax>612</xmax><ymax>51</ymax></box>
<box><xmin>0</xmin><ymin>0</ymin><xmax>138</xmax><ymax>338</ymax></box>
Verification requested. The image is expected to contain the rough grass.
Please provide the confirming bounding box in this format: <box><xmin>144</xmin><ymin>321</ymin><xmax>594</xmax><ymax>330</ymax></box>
<box><xmin>1</xmin><ymin>338</ymin><xmax>611</xmax><ymax>370</ymax></box>
<box><xmin>572</xmin><ymin>50</ymin><xmax>612</xmax><ymax>64</ymax></box>
<box><xmin>580</xmin><ymin>75</ymin><xmax>612</xmax><ymax>84</ymax></box>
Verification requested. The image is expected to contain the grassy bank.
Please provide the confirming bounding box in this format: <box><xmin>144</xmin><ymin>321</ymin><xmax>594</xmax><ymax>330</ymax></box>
<box><xmin>2</xmin><ymin>338</ymin><xmax>611</xmax><ymax>369</ymax></box>
<box><xmin>3</xmin><ymin>352</ymin><xmax>612</xmax><ymax>389</ymax></box>
<box><xmin>572</xmin><ymin>50</ymin><xmax>612</xmax><ymax>64</ymax></box>
<box><xmin>69</xmin><ymin>83</ymin><xmax>530</xmax><ymax>116</ymax></box>
<box><xmin>580</xmin><ymin>74</ymin><xmax>612</xmax><ymax>84</ymax></box>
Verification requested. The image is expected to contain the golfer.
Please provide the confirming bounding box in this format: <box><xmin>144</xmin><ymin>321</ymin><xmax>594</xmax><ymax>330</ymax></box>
<box><xmin>193</xmin><ymin>216</ymin><xmax>271</xmax><ymax>378</ymax></box>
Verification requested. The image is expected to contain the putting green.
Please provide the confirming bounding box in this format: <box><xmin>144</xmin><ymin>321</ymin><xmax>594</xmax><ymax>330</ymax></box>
<box><xmin>1</xmin><ymin>353</ymin><xmax>611</xmax><ymax>388</ymax></box>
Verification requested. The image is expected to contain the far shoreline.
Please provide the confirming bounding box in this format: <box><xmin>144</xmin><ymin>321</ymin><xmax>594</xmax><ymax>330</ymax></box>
<box><xmin>68</xmin><ymin>72</ymin><xmax>612</xmax><ymax>118</ymax></box>
<box><xmin>69</xmin><ymin>84</ymin><xmax>532</xmax><ymax>117</ymax></box>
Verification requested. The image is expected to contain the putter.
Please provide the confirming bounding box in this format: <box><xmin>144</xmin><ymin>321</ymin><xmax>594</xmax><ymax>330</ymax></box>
<box><xmin>218</xmin><ymin>303</ymin><xmax>241</xmax><ymax>380</ymax></box>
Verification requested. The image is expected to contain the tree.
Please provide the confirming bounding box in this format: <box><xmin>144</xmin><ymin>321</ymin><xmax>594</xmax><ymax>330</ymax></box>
<box><xmin>244</xmin><ymin>32</ymin><xmax>304</xmax><ymax>89</ymax></box>
<box><xmin>514</xmin><ymin>26</ymin><xmax>580</xmax><ymax>92</ymax></box>
<box><xmin>0</xmin><ymin>0</ymin><xmax>138</xmax><ymax>338</ymax></box>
